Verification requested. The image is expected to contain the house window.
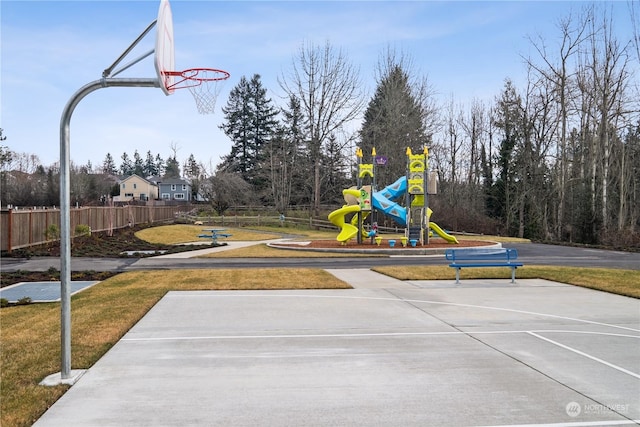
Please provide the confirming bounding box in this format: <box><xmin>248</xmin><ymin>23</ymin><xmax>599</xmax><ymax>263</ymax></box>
<box><xmin>182</xmin><ymin>184</ymin><xmax>186</xmax><ymax>190</ymax></box>
<box><xmin>174</xmin><ymin>193</ymin><xmax>185</xmax><ymax>200</ymax></box>
<box><xmin>122</xmin><ymin>183</ymin><xmax>125</xmax><ymax>189</ymax></box>
<box><xmin>171</xmin><ymin>184</ymin><xmax>177</xmax><ymax>191</ymax></box>
<box><xmin>161</xmin><ymin>193</ymin><xmax>170</xmax><ymax>199</ymax></box>
<box><xmin>125</xmin><ymin>193</ymin><xmax>133</xmax><ymax>197</ymax></box>
<box><xmin>133</xmin><ymin>183</ymin><xmax>137</xmax><ymax>189</ymax></box>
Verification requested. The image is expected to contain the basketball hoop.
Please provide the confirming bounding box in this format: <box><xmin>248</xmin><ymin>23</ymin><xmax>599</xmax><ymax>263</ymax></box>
<box><xmin>162</xmin><ymin>68</ymin><xmax>230</xmax><ymax>114</ymax></box>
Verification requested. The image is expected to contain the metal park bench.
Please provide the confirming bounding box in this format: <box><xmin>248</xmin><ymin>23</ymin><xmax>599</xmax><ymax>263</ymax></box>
<box><xmin>445</xmin><ymin>248</ymin><xmax>524</xmax><ymax>284</ymax></box>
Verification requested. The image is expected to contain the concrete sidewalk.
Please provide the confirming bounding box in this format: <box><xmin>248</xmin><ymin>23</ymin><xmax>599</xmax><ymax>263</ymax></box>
<box><xmin>153</xmin><ymin>239</ymin><xmax>286</xmax><ymax>258</ymax></box>
<box><xmin>325</xmin><ymin>268</ymin><xmax>419</xmax><ymax>289</ymax></box>
<box><xmin>33</xmin><ymin>273</ymin><xmax>640</xmax><ymax>427</ymax></box>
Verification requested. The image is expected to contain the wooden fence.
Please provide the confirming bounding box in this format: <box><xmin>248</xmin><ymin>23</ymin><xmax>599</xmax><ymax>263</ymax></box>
<box><xmin>1</xmin><ymin>205</ymin><xmax>191</xmax><ymax>252</ymax></box>
<box><xmin>1</xmin><ymin>205</ymin><xmax>411</xmax><ymax>253</ymax></box>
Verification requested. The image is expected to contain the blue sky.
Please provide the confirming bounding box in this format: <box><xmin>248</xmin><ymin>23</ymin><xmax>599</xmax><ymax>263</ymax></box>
<box><xmin>1</xmin><ymin>1</ymin><xmax>636</xmax><ymax>171</ymax></box>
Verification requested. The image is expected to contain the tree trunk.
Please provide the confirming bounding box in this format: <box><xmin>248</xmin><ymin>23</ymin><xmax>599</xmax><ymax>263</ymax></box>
<box><xmin>313</xmin><ymin>159</ymin><xmax>321</xmax><ymax>217</ymax></box>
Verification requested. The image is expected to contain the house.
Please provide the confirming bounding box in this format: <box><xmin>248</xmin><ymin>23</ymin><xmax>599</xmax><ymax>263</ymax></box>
<box><xmin>114</xmin><ymin>174</ymin><xmax>158</xmax><ymax>202</ymax></box>
<box><xmin>156</xmin><ymin>178</ymin><xmax>192</xmax><ymax>202</ymax></box>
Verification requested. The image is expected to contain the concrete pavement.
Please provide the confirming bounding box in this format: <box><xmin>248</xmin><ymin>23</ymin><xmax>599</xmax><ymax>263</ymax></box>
<box><xmin>33</xmin><ymin>270</ymin><xmax>640</xmax><ymax>426</ymax></box>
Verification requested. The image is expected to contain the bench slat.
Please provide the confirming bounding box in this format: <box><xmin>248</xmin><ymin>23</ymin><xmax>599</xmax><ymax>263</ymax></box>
<box><xmin>445</xmin><ymin>248</ymin><xmax>518</xmax><ymax>261</ymax></box>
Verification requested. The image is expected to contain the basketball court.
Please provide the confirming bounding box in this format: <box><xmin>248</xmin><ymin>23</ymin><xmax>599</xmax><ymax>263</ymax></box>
<box><xmin>39</xmin><ymin>1</ymin><xmax>639</xmax><ymax>424</ymax></box>
<box><xmin>33</xmin><ymin>273</ymin><xmax>639</xmax><ymax>426</ymax></box>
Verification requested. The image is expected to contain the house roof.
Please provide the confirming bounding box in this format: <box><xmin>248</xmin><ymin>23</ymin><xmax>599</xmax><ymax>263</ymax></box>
<box><xmin>156</xmin><ymin>178</ymin><xmax>190</xmax><ymax>185</ymax></box>
<box><xmin>119</xmin><ymin>174</ymin><xmax>156</xmax><ymax>186</ymax></box>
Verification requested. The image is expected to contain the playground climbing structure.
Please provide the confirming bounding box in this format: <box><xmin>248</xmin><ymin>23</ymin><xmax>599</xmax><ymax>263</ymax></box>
<box><xmin>328</xmin><ymin>147</ymin><xmax>458</xmax><ymax>245</ymax></box>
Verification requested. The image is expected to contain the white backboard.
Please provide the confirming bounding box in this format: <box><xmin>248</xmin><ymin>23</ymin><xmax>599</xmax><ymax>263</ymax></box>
<box><xmin>154</xmin><ymin>0</ymin><xmax>175</xmax><ymax>95</ymax></box>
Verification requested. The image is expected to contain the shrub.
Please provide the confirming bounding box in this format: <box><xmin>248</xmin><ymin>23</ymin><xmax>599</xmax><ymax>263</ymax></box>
<box><xmin>16</xmin><ymin>297</ymin><xmax>32</xmax><ymax>305</ymax></box>
<box><xmin>47</xmin><ymin>266</ymin><xmax>60</xmax><ymax>280</ymax></box>
<box><xmin>44</xmin><ymin>224</ymin><xmax>60</xmax><ymax>241</ymax></box>
<box><xmin>75</xmin><ymin>224</ymin><xmax>91</xmax><ymax>237</ymax></box>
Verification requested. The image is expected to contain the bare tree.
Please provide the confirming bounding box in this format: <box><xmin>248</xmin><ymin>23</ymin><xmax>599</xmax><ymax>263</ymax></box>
<box><xmin>524</xmin><ymin>6</ymin><xmax>591</xmax><ymax>238</ymax></box>
<box><xmin>201</xmin><ymin>170</ymin><xmax>252</xmax><ymax>216</ymax></box>
<box><xmin>630</xmin><ymin>0</ymin><xmax>640</xmax><ymax>63</ymax></box>
<box><xmin>442</xmin><ymin>95</ymin><xmax>464</xmax><ymax>186</ymax></box>
<box><xmin>279</xmin><ymin>41</ymin><xmax>364</xmax><ymax>216</ymax></box>
<box><xmin>586</xmin><ymin>7</ymin><xmax>634</xmax><ymax>231</ymax></box>
<box><xmin>459</xmin><ymin>99</ymin><xmax>488</xmax><ymax>186</ymax></box>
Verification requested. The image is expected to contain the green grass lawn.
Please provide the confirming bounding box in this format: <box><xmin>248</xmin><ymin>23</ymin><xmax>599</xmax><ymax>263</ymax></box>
<box><xmin>373</xmin><ymin>265</ymin><xmax>640</xmax><ymax>298</ymax></box>
<box><xmin>0</xmin><ymin>269</ymin><xmax>350</xmax><ymax>427</ymax></box>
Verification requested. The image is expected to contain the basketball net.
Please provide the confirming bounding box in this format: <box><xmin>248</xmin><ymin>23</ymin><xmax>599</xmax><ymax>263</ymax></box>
<box><xmin>163</xmin><ymin>68</ymin><xmax>230</xmax><ymax>114</ymax></box>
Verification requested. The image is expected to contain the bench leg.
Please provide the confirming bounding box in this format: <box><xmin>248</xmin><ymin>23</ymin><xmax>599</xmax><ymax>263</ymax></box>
<box><xmin>455</xmin><ymin>268</ymin><xmax>460</xmax><ymax>284</ymax></box>
<box><xmin>511</xmin><ymin>267</ymin><xmax>516</xmax><ymax>284</ymax></box>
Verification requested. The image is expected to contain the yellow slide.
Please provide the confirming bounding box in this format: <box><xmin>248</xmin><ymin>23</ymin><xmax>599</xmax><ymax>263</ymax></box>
<box><xmin>429</xmin><ymin>221</ymin><xmax>459</xmax><ymax>244</ymax></box>
<box><xmin>328</xmin><ymin>204</ymin><xmax>361</xmax><ymax>242</ymax></box>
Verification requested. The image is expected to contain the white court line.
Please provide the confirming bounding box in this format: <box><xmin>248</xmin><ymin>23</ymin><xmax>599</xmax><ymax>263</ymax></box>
<box><xmin>476</xmin><ymin>419</ymin><xmax>640</xmax><ymax>426</ymax></box>
<box><xmin>528</xmin><ymin>332</ymin><xmax>640</xmax><ymax>379</ymax></box>
<box><xmin>122</xmin><ymin>329</ymin><xmax>640</xmax><ymax>342</ymax></box>
<box><xmin>166</xmin><ymin>292</ymin><xmax>640</xmax><ymax>333</ymax></box>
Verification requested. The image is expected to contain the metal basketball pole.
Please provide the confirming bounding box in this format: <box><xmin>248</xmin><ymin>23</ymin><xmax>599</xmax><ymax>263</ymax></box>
<box><xmin>59</xmin><ymin>77</ymin><xmax>158</xmax><ymax>380</ymax></box>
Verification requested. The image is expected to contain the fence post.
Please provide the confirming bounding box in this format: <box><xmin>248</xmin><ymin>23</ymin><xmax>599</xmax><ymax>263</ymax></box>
<box><xmin>29</xmin><ymin>209</ymin><xmax>33</xmax><ymax>245</ymax></box>
<box><xmin>7</xmin><ymin>208</ymin><xmax>13</xmax><ymax>253</ymax></box>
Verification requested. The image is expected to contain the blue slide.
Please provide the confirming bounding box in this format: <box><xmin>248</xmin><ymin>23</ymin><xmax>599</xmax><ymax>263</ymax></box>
<box><xmin>371</xmin><ymin>177</ymin><xmax>408</xmax><ymax>226</ymax></box>
<box><xmin>370</xmin><ymin>176</ymin><xmax>458</xmax><ymax>243</ymax></box>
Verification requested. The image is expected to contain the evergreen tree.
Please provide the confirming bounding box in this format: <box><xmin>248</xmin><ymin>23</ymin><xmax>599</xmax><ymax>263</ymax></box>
<box><xmin>184</xmin><ymin>154</ymin><xmax>201</xmax><ymax>199</ymax></box>
<box><xmin>45</xmin><ymin>167</ymin><xmax>59</xmax><ymax>206</ymax></box>
<box><xmin>133</xmin><ymin>150</ymin><xmax>144</xmax><ymax>176</ymax></box>
<box><xmin>184</xmin><ymin>154</ymin><xmax>200</xmax><ymax>178</ymax></box>
<box><xmin>219</xmin><ymin>74</ymin><xmax>279</xmax><ymax>194</ymax></box>
<box><xmin>102</xmin><ymin>153</ymin><xmax>117</xmax><ymax>175</ymax></box>
<box><xmin>164</xmin><ymin>156</ymin><xmax>180</xmax><ymax>178</ymax></box>
<box><xmin>359</xmin><ymin>64</ymin><xmax>428</xmax><ymax>187</ymax></box>
<box><xmin>155</xmin><ymin>153</ymin><xmax>165</xmax><ymax>177</ymax></box>
<box><xmin>491</xmin><ymin>79</ymin><xmax>523</xmax><ymax>232</ymax></box>
<box><xmin>119</xmin><ymin>152</ymin><xmax>133</xmax><ymax>176</ymax></box>
<box><xmin>144</xmin><ymin>150</ymin><xmax>159</xmax><ymax>177</ymax></box>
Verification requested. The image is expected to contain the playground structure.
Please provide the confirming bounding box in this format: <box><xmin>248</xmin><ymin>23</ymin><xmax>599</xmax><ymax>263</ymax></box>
<box><xmin>328</xmin><ymin>147</ymin><xmax>458</xmax><ymax>246</ymax></box>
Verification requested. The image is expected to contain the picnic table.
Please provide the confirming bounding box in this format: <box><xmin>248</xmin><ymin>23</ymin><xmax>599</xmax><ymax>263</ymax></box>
<box><xmin>198</xmin><ymin>228</ymin><xmax>233</xmax><ymax>245</ymax></box>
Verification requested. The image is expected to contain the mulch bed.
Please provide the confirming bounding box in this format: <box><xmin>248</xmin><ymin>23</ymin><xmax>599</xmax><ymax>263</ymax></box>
<box><xmin>273</xmin><ymin>239</ymin><xmax>492</xmax><ymax>250</ymax></box>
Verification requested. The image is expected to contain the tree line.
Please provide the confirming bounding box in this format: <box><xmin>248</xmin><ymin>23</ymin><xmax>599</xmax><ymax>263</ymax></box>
<box><xmin>0</xmin><ymin>139</ymin><xmax>194</xmax><ymax>206</ymax></box>
<box><xmin>212</xmin><ymin>5</ymin><xmax>639</xmax><ymax>246</ymax></box>
<box><xmin>2</xmin><ymin>4</ymin><xmax>638</xmax><ymax>246</ymax></box>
